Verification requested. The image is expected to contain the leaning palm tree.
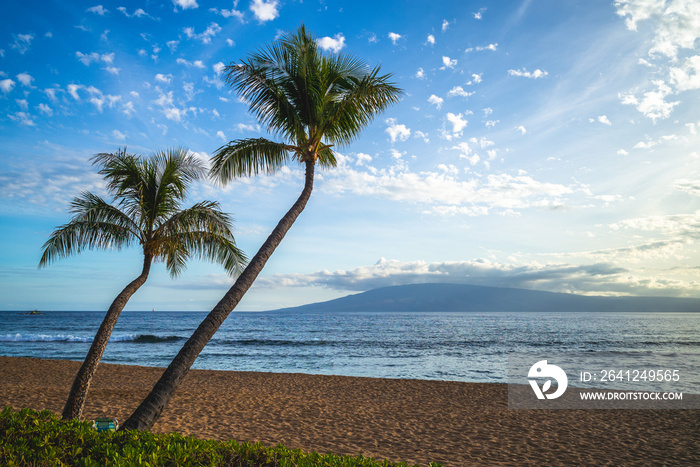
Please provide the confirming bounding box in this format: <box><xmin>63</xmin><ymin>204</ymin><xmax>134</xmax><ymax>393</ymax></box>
<box><xmin>120</xmin><ymin>25</ymin><xmax>402</xmax><ymax>431</ymax></box>
<box><xmin>39</xmin><ymin>147</ymin><xmax>246</xmax><ymax>420</ymax></box>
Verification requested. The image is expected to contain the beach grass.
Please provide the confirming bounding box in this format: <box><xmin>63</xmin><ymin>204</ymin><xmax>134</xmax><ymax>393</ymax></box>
<box><xmin>1</xmin><ymin>407</ymin><xmax>442</xmax><ymax>467</ymax></box>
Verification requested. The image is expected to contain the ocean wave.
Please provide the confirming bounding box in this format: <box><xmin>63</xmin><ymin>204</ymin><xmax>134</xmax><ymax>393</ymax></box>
<box><xmin>0</xmin><ymin>333</ymin><xmax>183</xmax><ymax>343</ymax></box>
<box><xmin>220</xmin><ymin>338</ymin><xmax>330</xmax><ymax>347</ymax></box>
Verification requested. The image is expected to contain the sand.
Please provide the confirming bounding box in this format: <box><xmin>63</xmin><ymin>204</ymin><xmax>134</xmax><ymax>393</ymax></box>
<box><xmin>1</xmin><ymin>356</ymin><xmax>698</xmax><ymax>466</ymax></box>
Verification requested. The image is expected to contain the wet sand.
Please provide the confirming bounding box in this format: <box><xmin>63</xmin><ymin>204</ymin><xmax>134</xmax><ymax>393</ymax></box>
<box><xmin>1</xmin><ymin>356</ymin><xmax>698</xmax><ymax>466</ymax></box>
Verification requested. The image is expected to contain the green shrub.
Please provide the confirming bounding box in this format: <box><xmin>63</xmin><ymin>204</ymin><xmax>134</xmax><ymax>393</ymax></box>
<box><xmin>0</xmin><ymin>407</ymin><xmax>442</xmax><ymax>467</ymax></box>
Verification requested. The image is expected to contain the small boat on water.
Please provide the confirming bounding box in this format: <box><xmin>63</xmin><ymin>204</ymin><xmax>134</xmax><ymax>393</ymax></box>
<box><xmin>21</xmin><ymin>310</ymin><xmax>43</xmax><ymax>315</ymax></box>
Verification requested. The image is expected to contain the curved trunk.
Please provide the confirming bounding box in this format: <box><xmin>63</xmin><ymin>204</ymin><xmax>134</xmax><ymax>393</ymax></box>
<box><xmin>62</xmin><ymin>255</ymin><xmax>152</xmax><ymax>420</ymax></box>
<box><xmin>121</xmin><ymin>160</ymin><xmax>316</xmax><ymax>432</ymax></box>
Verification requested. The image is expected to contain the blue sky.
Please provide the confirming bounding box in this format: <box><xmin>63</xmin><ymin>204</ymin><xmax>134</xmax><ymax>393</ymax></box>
<box><xmin>1</xmin><ymin>0</ymin><xmax>699</xmax><ymax>311</ymax></box>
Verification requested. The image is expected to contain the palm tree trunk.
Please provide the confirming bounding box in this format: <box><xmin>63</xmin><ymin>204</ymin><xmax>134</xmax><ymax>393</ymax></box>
<box><xmin>120</xmin><ymin>160</ymin><xmax>316</xmax><ymax>431</ymax></box>
<box><xmin>62</xmin><ymin>254</ymin><xmax>153</xmax><ymax>420</ymax></box>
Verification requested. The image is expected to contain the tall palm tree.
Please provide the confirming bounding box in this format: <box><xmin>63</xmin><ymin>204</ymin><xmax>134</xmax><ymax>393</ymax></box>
<box><xmin>39</xmin><ymin>147</ymin><xmax>246</xmax><ymax>420</ymax></box>
<box><xmin>120</xmin><ymin>25</ymin><xmax>402</xmax><ymax>431</ymax></box>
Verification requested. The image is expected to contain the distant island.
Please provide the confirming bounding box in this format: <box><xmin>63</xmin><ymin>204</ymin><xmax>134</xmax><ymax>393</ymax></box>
<box><xmin>270</xmin><ymin>283</ymin><xmax>700</xmax><ymax>313</ymax></box>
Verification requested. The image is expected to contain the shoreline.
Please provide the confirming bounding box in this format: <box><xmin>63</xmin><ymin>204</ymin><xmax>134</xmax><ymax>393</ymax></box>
<box><xmin>1</xmin><ymin>356</ymin><xmax>698</xmax><ymax>466</ymax></box>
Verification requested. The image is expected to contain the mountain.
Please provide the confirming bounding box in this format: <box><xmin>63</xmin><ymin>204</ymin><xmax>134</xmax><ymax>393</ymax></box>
<box><xmin>270</xmin><ymin>283</ymin><xmax>700</xmax><ymax>313</ymax></box>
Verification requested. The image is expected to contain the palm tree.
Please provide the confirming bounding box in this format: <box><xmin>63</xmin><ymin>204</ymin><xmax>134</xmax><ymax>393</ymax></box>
<box><xmin>39</xmin><ymin>147</ymin><xmax>246</xmax><ymax>420</ymax></box>
<box><xmin>120</xmin><ymin>25</ymin><xmax>402</xmax><ymax>431</ymax></box>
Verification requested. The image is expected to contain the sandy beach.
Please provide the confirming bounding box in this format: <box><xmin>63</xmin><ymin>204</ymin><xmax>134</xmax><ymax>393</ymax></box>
<box><xmin>1</xmin><ymin>356</ymin><xmax>698</xmax><ymax>466</ymax></box>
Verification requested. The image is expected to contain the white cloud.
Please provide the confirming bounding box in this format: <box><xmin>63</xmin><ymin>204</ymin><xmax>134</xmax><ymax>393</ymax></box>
<box><xmin>155</xmin><ymin>73</ymin><xmax>172</xmax><ymax>84</ymax></box>
<box><xmin>112</xmin><ymin>129</ymin><xmax>126</xmax><ymax>140</ymax></box>
<box><xmin>103</xmin><ymin>66</ymin><xmax>120</xmax><ymax>75</ymax></box>
<box><xmin>213</xmin><ymin>61</ymin><xmax>226</xmax><ymax>74</ymax></box>
<box><xmin>236</xmin><ymin>122</ymin><xmax>260</xmax><ymax>132</ymax></box>
<box><xmin>8</xmin><ymin>112</ymin><xmax>35</xmax><ymax>126</ymax></box>
<box><xmin>389</xmin><ymin>148</ymin><xmax>404</xmax><ymax>160</ymax></box>
<box><xmin>122</xmin><ymin>101</ymin><xmax>135</xmax><ymax>117</ymax></box>
<box><xmin>250</xmin><ymin>0</ymin><xmax>279</xmax><ymax>22</ymax></box>
<box><xmin>15</xmin><ymin>72</ymin><xmax>34</xmax><ymax>88</ymax></box>
<box><xmin>516</xmin><ymin>125</ymin><xmax>527</xmax><ymax>135</ymax></box>
<box><xmin>597</xmin><ymin>115</ymin><xmax>612</xmax><ymax>125</ymax></box>
<box><xmin>226</xmin><ymin>38</ymin><xmax>235</xmax><ymax>47</ymax></box>
<box><xmin>441</xmin><ymin>56</ymin><xmax>457</xmax><ymax>69</ymax></box>
<box><xmin>12</xmin><ymin>33</ymin><xmax>34</xmax><ymax>54</ymax></box>
<box><xmin>87</xmin><ymin>5</ymin><xmax>108</xmax><ymax>15</ymax></box>
<box><xmin>426</xmin><ymin>34</ymin><xmax>435</xmax><ymax>45</ymax></box>
<box><xmin>619</xmin><ymin>80</ymin><xmax>679</xmax><ymax>121</ymax></box>
<box><xmin>446</xmin><ymin>112</ymin><xmax>468</xmax><ymax>134</ymax></box>
<box><xmin>676</xmin><ymin>180</ymin><xmax>700</xmax><ymax>197</ymax></box>
<box><xmin>467</xmin><ymin>73</ymin><xmax>483</xmax><ymax>85</ymax></box>
<box><xmin>615</xmin><ymin>0</ymin><xmax>700</xmax><ymax>59</ymax></box>
<box><xmin>617</xmin><ymin>149</ymin><xmax>630</xmax><ymax>155</ymax></box>
<box><xmin>415</xmin><ymin>68</ymin><xmax>425</xmax><ymax>79</ymax></box>
<box><xmin>614</xmin><ymin>1</ymin><xmax>700</xmax><ymax>118</ymax></box>
<box><xmin>388</xmin><ymin>32</ymin><xmax>402</xmax><ymax>44</ymax></box>
<box><xmin>669</xmin><ymin>55</ymin><xmax>700</xmax><ymax>91</ymax></box>
<box><xmin>317</xmin><ymin>33</ymin><xmax>346</xmax><ymax>53</ymax></box>
<box><xmin>442</xmin><ymin>19</ymin><xmax>450</xmax><ymax>31</ymax></box>
<box><xmin>466</xmin><ymin>43</ymin><xmax>499</xmax><ymax>53</ymax></box>
<box><xmin>216</xmin><ymin>130</ymin><xmax>227</xmax><ymax>142</ymax></box>
<box><xmin>447</xmin><ymin>86</ymin><xmax>475</xmax><ymax>98</ymax></box>
<box><xmin>355</xmin><ymin>152</ymin><xmax>372</xmax><ymax>166</ymax></box>
<box><xmin>319</xmin><ymin>161</ymin><xmax>583</xmax><ymax>218</ymax></box>
<box><xmin>15</xmin><ymin>99</ymin><xmax>28</xmax><ymax>110</ymax></box>
<box><xmin>385</xmin><ymin>118</ymin><xmax>411</xmax><ymax>143</ymax></box>
<box><xmin>118</xmin><ymin>7</ymin><xmax>149</xmax><ymax>18</ymax></box>
<box><xmin>173</xmin><ymin>0</ymin><xmax>198</xmax><ymax>11</ymax></box>
<box><xmin>183</xmin><ymin>23</ymin><xmax>222</xmax><ymax>44</ymax></box>
<box><xmin>37</xmin><ymin>103</ymin><xmax>53</xmax><ymax>116</ymax></box>
<box><xmin>67</xmin><ymin>84</ymin><xmax>82</xmax><ymax>100</ymax></box>
<box><xmin>428</xmin><ymin>94</ymin><xmax>443</xmax><ymax>109</ymax></box>
<box><xmin>508</xmin><ymin>68</ymin><xmax>548</xmax><ymax>79</ymax></box>
<box><xmin>164</xmin><ymin>107</ymin><xmax>186</xmax><ymax>122</ymax></box>
<box><xmin>76</xmin><ymin>51</ymin><xmax>115</xmax><ymax>66</ymax></box>
<box><xmin>634</xmin><ymin>140</ymin><xmax>656</xmax><ymax>149</ymax></box>
<box><xmin>453</xmin><ymin>141</ymin><xmax>479</xmax><ymax>165</ymax></box>
<box><xmin>414</xmin><ymin>130</ymin><xmax>429</xmax><ymax>143</ymax></box>
<box><xmin>210</xmin><ymin>5</ymin><xmax>244</xmax><ymax>21</ymax></box>
<box><xmin>177</xmin><ymin>58</ymin><xmax>206</xmax><ymax>68</ymax></box>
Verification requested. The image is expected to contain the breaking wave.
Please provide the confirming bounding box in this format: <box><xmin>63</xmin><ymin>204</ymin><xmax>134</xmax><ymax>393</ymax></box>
<box><xmin>0</xmin><ymin>333</ymin><xmax>183</xmax><ymax>343</ymax></box>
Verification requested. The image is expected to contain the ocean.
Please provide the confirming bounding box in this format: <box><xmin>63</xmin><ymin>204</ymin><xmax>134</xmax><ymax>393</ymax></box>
<box><xmin>1</xmin><ymin>310</ymin><xmax>699</xmax><ymax>388</ymax></box>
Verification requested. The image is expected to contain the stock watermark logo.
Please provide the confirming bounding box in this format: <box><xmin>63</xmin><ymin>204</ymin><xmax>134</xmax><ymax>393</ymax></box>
<box><xmin>528</xmin><ymin>360</ymin><xmax>568</xmax><ymax>400</ymax></box>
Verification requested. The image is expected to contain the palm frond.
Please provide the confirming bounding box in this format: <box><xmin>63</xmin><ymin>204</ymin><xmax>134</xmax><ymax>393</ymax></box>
<box><xmin>161</xmin><ymin>231</ymin><xmax>246</xmax><ymax>277</ymax></box>
<box><xmin>39</xmin><ymin>192</ymin><xmax>139</xmax><ymax>267</ymax></box>
<box><xmin>316</xmin><ymin>146</ymin><xmax>337</xmax><ymax>169</ymax></box>
<box><xmin>148</xmin><ymin>148</ymin><xmax>206</xmax><ymax>227</ymax></box>
<box><xmin>210</xmin><ymin>138</ymin><xmax>292</xmax><ymax>183</ymax></box>
<box><xmin>154</xmin><ymin>201</ymin><xmax>247</xmax><ymax>277</ymax></box>
<box><xmin>320</xmin><ymin>66</ymin><xmax>403</xmax><ymax>146</ymax></box>
<box><xmin>219</xmin><ymin>25</ymin><xmax>403</xmax><ymax>171</ymax></box>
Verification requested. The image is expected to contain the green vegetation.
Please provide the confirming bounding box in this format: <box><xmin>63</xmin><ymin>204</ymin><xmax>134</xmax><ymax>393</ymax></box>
<box><xmin>0</xmin><ymin>408</ymin><xmax>442</xmax><ymax>467</ymax></box>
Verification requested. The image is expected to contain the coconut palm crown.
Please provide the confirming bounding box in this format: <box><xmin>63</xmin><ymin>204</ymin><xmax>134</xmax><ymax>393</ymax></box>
<box><xmin>121</xmin><ymin>25</ymin><xmax>402</xmax><ymax>432</ymax></box>
<box><xmin>210</xmin><ymin>23</ymin><xmax>402</xmax><ymax>182</ymax></box>
<box><xmin>40</xmin><ymin>147</ymin><xmax>246</xmax><ymax>420</ymax></box>
<box><xmin>40</xmin><ymin>147</ymin><xmax>245</xmax><ymax>276</ymax></box>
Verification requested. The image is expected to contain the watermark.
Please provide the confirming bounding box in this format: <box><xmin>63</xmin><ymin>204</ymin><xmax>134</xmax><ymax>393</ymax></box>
<box><xmin>528</xmin><ymin>360</ymin><xmax>568</xmax><ymax>400</ymax></box>
<box><xmin>508</xmin><ymin>352</ymin><xmax>700</xmax><ymax>409</ymax></box>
